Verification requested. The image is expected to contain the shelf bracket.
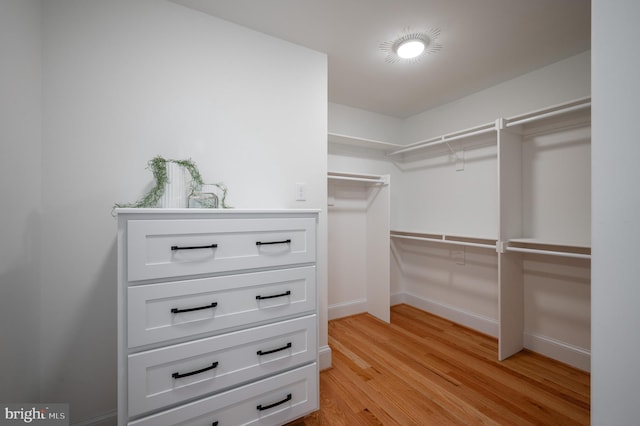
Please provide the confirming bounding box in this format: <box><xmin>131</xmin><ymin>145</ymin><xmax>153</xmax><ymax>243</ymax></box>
<box><xmin>455</xmin><ymin>148</ymin><xmax>464</xmax><ymax>171</ymax></box>
<box><xmin>443</xmin><ymin>139</ymin><xmax>464</xmax><ymax>171</ymax></box>
<box><xmin>443</xmin><ymin>138</ymin><xmax>456</xmax><ymax>155</ymax></box>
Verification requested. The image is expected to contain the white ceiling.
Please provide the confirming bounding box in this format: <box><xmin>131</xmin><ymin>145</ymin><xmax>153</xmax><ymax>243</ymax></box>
<box><xmin>170</xmin><ymin>0</ymin><xmax>590</xmax><ymax>118</ymax></box>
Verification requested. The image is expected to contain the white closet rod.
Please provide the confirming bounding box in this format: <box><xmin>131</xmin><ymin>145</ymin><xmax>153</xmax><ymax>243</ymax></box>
<box><xmin>388</xmin><ymin>124</ymin><xmax>496</xmax><ymax>156</ymax></box>
<box><xmin>505</xmin><ymin>100</ymin><xmax>591</xmax><ymax>128</ymax></box>
<box><xmin>505</xmin><ymin>246</ymin><xmax>591</xmax><ymax>260</ymax></box>
<box><xmin>391</xmin><ymin>234</ymin><xmax>496</xmax><ymax>250</ymax></box>
<box><xmin>327</xmin><ymin>175</ymin><xmax>386</xmax><ymax>184</ymax></box>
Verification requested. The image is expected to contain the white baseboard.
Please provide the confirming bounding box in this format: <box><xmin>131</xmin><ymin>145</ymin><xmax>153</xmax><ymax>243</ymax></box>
<box><xmin>390</xmin><ymin>291</ymin><xmax>407</xmax><ymax>306</ymax></box>
<box><xmin>330</xmin><ymin>293</ymin><xmax>498</xmax><ymax>337</ymax></box>
<box><xmin>72</xmin><ymin>409</ymin><xmax>117</xmax><ymax>426</ymax></box>
<box><xmin>524</xmin><ymin>332</ymin><xmax>591</xmax><ymax>372</ymax></box>
<box><xmin>319</xmin><ymin>344</ymin><xmax>332</xmax><ymax>370</ymax></box>
<box><xmin>328</xmin><ymin>298</ymin><xmax>367</xmax><ymax>320</ymax></box>
<box><xmin>399</xmin><ymin>292</ymin><xmax>499</xmax><ymax>338</ymax></box>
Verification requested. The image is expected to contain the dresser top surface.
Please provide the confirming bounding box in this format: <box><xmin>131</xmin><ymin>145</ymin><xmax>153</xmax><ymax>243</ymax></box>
<box><xmin>115</xmin><ymin>208</ymin><xmax>320</xmax><ymax>216</ymax></box>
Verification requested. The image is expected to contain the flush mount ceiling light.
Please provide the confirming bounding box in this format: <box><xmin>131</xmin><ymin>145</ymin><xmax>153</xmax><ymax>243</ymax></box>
<box><xmin>396</xmin><ymin>39</ymin><xmax>425</xmax><ymax>59</ymax></box>
<box><xmin>380</xmin><ymin>27</ymin><xmax>442</xmax><ymax>64</ymax></box>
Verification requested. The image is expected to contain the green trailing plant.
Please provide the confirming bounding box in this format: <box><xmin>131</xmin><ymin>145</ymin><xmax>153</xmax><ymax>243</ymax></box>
<box><xmin>113</xmin><ymin>156</ymin><xmax>231</xmax><ymax>210</ymax></box>
<box><xmin>212</xmin><ymin>181</ymin><xmax>230</xmax><ymax>209</ymax></box>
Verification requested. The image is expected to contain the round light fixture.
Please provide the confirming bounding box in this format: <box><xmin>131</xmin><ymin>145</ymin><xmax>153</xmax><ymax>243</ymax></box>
<box><xmin>396</xmin><ymin>39</ymin><xmax>425</xmax><ymax>59</ymax></box>
<box><xmin>380</xmin><ymin>27</ymin><xmax>442</xmax><ymax>64</ymax></box>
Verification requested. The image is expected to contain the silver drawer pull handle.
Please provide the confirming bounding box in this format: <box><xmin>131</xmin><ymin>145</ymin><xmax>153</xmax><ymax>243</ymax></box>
<box><xmin>257</xmin><ymin>342</ymin><xmax>292</xmax><ymax>356</ymax></box>
<box><xmin>256</xmin><ymin>239</ymin><xmax>291</xmax><ymax>246</ymax></box>
<box><xmin>256</xmin><ymin>393</ymin><xmax>292</xmax><ymax>411</ymax></box>
<box><xmin>171</xmin><ymin>243</ymin><xmax>218</xmax><ymax>251</ymax></box>
<box><xmin>172</xmin><ymin>361</ymin><xmax>218</xmax><ymax>379</ymax></box>
<box><xmin>256</xmin><ymin>290</ymin><xmax>291</xmax><ymax>301</ymax></box>
<box><xmin>171</xmin><ymin>302</ymin><xmax>217</xmax><ymax>314</ymax></box>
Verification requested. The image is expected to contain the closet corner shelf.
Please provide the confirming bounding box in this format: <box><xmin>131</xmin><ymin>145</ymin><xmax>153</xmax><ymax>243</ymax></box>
<box><xmin>390</xmin><ymin>230</ymin><xmax>497</xmax><ymax>250</ymax></box>
<box><xmin>328</xmin><ymin>171</ymin><xmax>388</xmax><ymax>185</ymax></box>
<box><xmin>505</xmin><ymin>238</ymin><xmax>591</xmax><ymax>259</ymax></box>
<box><xmin>328</xmin><ymin>132</ymin><xmax>402</xmax><ymax>152</ymax></box>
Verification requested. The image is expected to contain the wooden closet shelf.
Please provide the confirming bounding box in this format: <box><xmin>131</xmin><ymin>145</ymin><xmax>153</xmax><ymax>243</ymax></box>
<box><xmin>506</xmin><ymin>238</ymin><xmax>591</xmax><ymax>259</ymax></box>
<box><xmin>390</xmin><ymin>230</ymin><xmax>497</xmax><ymax>250</ymax></box>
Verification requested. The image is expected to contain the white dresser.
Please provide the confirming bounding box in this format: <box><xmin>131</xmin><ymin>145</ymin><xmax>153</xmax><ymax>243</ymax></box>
<box><xmin>116</xmin><ymin>209</ymin><xmax>319</xmax><ymax>426</ymax></box>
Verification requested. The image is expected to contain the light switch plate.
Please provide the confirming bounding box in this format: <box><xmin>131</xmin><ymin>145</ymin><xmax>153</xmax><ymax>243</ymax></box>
<box><xmin>295</xmin><ymin>182</ymin><xmax>306</xmax><ymax>201</ymax></box>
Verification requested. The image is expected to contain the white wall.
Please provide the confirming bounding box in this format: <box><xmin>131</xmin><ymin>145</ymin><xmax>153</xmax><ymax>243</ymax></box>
<box><xmin>29</xmin><ymin>0</ymin><xmax>327</xmax><ymax>423</ymax></box>
<box><xmin>393</xmin><ymin>240</ymin><xmax>499</xmax><ymax>335</ymax></box>
<box><xmin>329</xmin><ymin>102</ymin><xmax>402</xmax><ymax>143</ymax></box>
<box><xmin>327</xmin><ymin>188</ymin><xmax>368</xmax><ymax>315</ymax></box>
<box><xmin>402</xmin><ymin>50</ymin><xmax>591</xmax><ymax>143</ymax></box>
<box><xmin>592</xmin><ymin>0</ymin><xmax>640</xmax><ymax>423</ymax></box>
<box><xmin>522</xmin><ymin>255</ymin><xmax>591</xmax><ymax>365</ymax></box>
<box><xmin>0</xmin><ymin>0</ymin><xmax>43</xmax><ymax>403</ymax></box>
<box><xmin>521</xmin><ymin>125</ymin><xmax>591</xmax><ymax>245</ymax></box>
<box><xmin>395</xmin><ymin>141</ymin><xmax>498</xmax><ymax>237</ymax></box>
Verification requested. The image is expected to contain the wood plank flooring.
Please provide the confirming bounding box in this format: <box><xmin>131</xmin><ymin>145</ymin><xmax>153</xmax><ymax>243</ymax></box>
<box><xmin>290</xmin><ymin>304</ymin><xmax>590</xmax><ymax>425</ymax></box>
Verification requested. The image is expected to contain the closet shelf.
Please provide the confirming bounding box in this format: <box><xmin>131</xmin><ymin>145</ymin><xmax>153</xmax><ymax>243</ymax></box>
<box><xmin>328</xmin><ymin>132</ymin><xmax>402</xmax><ymax>151</ymax></box>
<box><xmin>505</xmin><ymin>238</ymin><xmax>591</xmax><ymax>259</ymax></box>
<box><xmin>387</xmin><ymin>121</ymin><xmax>497</xmax><ymax>157</ymax></box>
<box><xmin>330</xmin><ymin>98</ymin><xmax>590</xmax><ymax>158</ymax></box>
<box><xmin>389</xmin><ymin>232</ymin><xmax>591</xmax><ymax>258</ymax></box>
<box><xmin>328</xmin><ymin>171</ymin><xmax>388</xmax><ymax>185</ymax></box>
<box><xmin>504</xmin><ymin>97</ymin><xmax>591</xmax><ymax>128</ymax></box>
<box><xmin>390</xmin><ymin>230</ymin><xmax>497</xmax><ymax>250</ymax></box>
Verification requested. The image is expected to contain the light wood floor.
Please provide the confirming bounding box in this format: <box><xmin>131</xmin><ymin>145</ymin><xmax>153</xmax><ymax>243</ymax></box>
<box><xmin>290</xmin><ymin>304</ymin><xmax>590</xmax><ymax>425</ymax></box>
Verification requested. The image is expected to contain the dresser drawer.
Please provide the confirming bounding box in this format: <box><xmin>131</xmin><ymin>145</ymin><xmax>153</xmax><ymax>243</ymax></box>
<box><xmin>128</xmin><ymin>314</ymin><xmax>316</xmax><ymax>417</ymax></box>
<box><xmin>129</xmin><ymin>363</ymin><xmax>318</xmax><ymax>426</ymax></box>
<box><xmin>126</xmin><ymin>217</ymin><xmax>316</xmax><ymax>282</ymax></box>
<box><xmin>127</xmin><ymin>266</ymin><xmax>316</xmax><ymax>348</ymax></box>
